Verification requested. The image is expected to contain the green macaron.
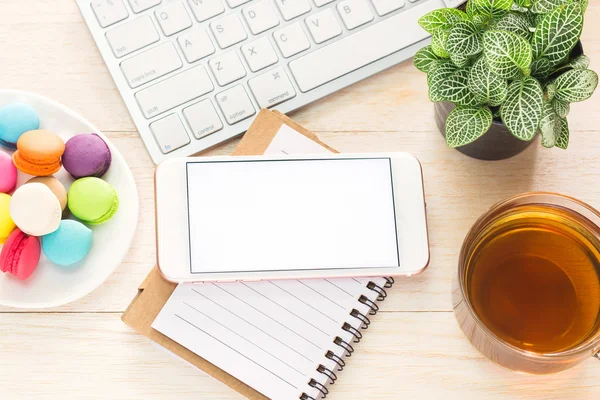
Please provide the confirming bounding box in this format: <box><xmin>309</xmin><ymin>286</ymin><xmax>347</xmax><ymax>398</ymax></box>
<box><xmin>67</xmin><ymin>177</ymin><xmax>119</xmax><ymax>225</ymax></box>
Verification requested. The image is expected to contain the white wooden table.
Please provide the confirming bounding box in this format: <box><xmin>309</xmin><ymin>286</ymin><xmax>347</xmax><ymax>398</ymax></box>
<box><xmin>1</xmin><ymin>1</ymin><xmax>600</xmax><ymax>399</ymax></box>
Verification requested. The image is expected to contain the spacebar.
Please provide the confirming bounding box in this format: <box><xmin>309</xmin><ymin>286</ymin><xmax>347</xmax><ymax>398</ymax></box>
<box><xmin>288</xmin><ymin>0</ymin><xmax>442</xmax><ymax>92</ymax></box>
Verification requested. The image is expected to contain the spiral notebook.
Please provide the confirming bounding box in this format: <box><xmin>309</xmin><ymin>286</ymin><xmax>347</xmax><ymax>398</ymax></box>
<box><xmin>123</xmin><ymin>110</ymin><xmax>395</xmax><ymax>400</ymax></box>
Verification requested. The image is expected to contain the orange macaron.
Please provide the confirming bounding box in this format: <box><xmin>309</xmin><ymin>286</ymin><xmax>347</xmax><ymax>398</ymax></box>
<box><xmin>12</xmin><ymin>130</ymin><xmax>65</xmax><ymax>176</ymax></box>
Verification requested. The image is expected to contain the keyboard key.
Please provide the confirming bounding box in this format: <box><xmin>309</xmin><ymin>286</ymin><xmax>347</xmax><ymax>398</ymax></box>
<box><xmin>226</xmin><ymin>0</ymin><xmax>252</xmax><ymax>7</ymax></box>
<box><xmin>305</xmin><ymin>9</ymin><xmax>342</xmax><ymax>44</ymax></box>
<box><xmin>150</xmin><ymin>114</ymin><xmax>191</xmax><ymax>154</ymax></box>
<box><xmin>178</xmin><ymin>28</ymin><xmax>216</xmax><ymax>63</ymax></box>
<box><xmin>92</xmin><ymin>0</ymin><xmax>128</xmax><ymax>28</ymax></box>
<box><xmin>242</xmin><ymin>0</ymin><xmax>280</xmax><ymax>35</ymax></box>
<box><xmin>289</xmin><ymin>0</ymin><xmax>438</xmax><ymax>92</ymax></box>
<box><xmin>128</xmin><ymin>0</ymin><xmax>161</xmax><ymax>13</ymax></box>
<box><xmin>183</xmin><ymin>99</ymin><xmax>224</xmax><ymax>139</ymax></box>
<box><xmin>105</xmin><ymin>16</ymin><xmax>160</xmax><ymax>58</ymax></box>
<box><xmin>314</xmin><ymin>0</ymin><xmax>336</xmax><ymax>6</ymax></box>
<box><xmin>210</xmin><ymin>14</ymin><xmax>248</xmax><ymax>49</ymax></box>
<box><xmin>216</xmin><ymin>86</ymin><xmax>256</xmax><ymax>125</ymax></box>
<box><xmin>120</xmin><ymin>43</ymin><xmax>183</xmax><ymax>88</ymax></box>
<box><xmin>274</xmin><ymin>0</ymin><xmax>311</xmax><ymax>21</ymax></box>
<box><xmin>371</xmin><ymin>0</ymin><xmax>405</xmax><ymax>16</ymax></box>
<box><xmin>249</xmin><ymin>67</ymin><xmax>296</xmax><ymax>108</ymax></box>
<box><xmin>135</xmin><ymin>65</ymin><xmax>214</xmax><ymax>118</ymax></box>
<box><xmin>188</xmin><ymin>0</ymin><xmax>225</xmax><ymax>21</ymax></box>
<box><xmin>209</xmin><ymin>51</ymin><xmax>247</xmax><ymax>86</ymax></box>
<box><xmin>273</xmin><ymin>23</ymin><xmax>311</xmax><ymax>58</ymax></box>
<box><xmin>155</xmin><ymin>2</ymin><xmax>192</xmax><ymax>36</ymax></box>
<box><xmin>242</xmin><ymin>37</ymin><xmax>279</xmax><ymax>72</ymax></box>
<box><xmin>338</xmin><ymin>0</ymin><xmax>373</xmax><ymax>30</ymax></box>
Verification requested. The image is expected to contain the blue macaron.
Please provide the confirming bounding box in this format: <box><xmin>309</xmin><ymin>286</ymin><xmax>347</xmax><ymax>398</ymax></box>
<box><xmin>42</xmin><ymin>220</ymin><xmax>93</xmax><ymax>266</ymax></box>
<box><xmin>0</xmin><ymin>103</ymin><xmax>40</xmax><ymax>149</ymax></box>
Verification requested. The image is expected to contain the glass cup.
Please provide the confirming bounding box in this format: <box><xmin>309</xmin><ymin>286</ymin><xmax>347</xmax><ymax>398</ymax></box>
<box><xmin>453</xmin><ymin>193</ymin><xmax>600</xmax><ymax>374</ymax></box>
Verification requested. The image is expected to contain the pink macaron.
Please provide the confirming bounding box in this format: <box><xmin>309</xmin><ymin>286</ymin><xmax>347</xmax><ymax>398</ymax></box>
<box><xmin>0</xmin><ymin>152</ymin><xmax>17</xmax><ymax>193</ymax></box>
<box><xmin>0</xmin><ymin>228</ymin><xmax>41</xmax><ymax>280</ymax></box>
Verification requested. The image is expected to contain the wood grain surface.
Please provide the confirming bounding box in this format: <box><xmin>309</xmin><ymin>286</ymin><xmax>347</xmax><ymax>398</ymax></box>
<box><xmin>1</xmin><ymin>0</ymin><xmax>600</xmax><ymax>399</ymax></box>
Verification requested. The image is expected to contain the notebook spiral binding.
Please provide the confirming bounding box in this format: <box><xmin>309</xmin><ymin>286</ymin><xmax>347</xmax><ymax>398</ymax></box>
<box><xmin>299</xmin><ymin>278</ymin><xmax>394</xmax><ymax>399</ymax></box>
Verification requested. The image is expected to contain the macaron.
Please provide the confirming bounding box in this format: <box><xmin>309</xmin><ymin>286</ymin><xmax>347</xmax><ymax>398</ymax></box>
<box><xmin>10</xmin><ymin>183</ymin><xmax>62</xmax><ymax>236</ymax></box>
<box><xmin>0</xmin><ymin>228</ymin><xmax>41</xmax><ymax>280</ymax></box>
<box><xmin>42</xmin><ymin>220</ymin><xmax>92</xmax><ymax>266</ymax></box>
<box><xmin>12</xmin><ymin>129</ymin><xmax>65</xmax><ymax>176</ymax></box>
<box><xmin>27</xmin><ymin>176</ymin><xmax>68</xmax><ymax>213</ymax></box>
<box><xmin>0</xmin><ymin>103</ymin><xmax>40</xmax><ymax>149</ymax></box>
<box><xmin>63</xmin><ymin>133</ymin><xmax>112</xmax><ymax>178</ymax></box>
<box><xmin>0</xmin><ymin>193</ymin><xmax>16</xmax><ymax>244</ymax></box>
<box><xmin>68</xmin><ymin>177</ymin><xmax>119</xmax><ymax>225</ymax></box>
<box><xmin>0</xmin><ymin>152</ymin><xmax>17</xmax><ymax>193</ymax></box>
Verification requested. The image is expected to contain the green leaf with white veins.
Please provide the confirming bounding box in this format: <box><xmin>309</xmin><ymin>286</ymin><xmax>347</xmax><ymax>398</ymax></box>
<box><xmin>445</xmin><ymin>106</ymin><xmax>493</xmax><ymax>147</ymax></box>
<box><xmin>469</xmin><ymin>57</ymin><xmax>508</xmax><ymax>106</ymax></box>
<box><xmin>501</xmin><ymin>77</ymin><xmax>544</xmax><ymax>140</ymax></box>
<box><xmin>431</xmin><ymin>29</ymin><xmax>450</xmax><ymax>59</ymax></box>
<box><xmin>447</xmin><ymin>21</ymin><xmax>483</xmax><ymax>57</ymax></box>
<box><xmin>414</xmin><ymin>46</ymin><xmax>439</xmax><ymax>73</ymax></box>
<box><xmin>531</xmin><ymin>0</ymin><xmax>568</xmax><ymax>14</ymax></box>
<box><xmin>552</xmin><ymin>98</ymin><xmax>570</xmax><ymax>117</ymax></box>
<box><xmin>491</xmin><ymin>12</ymin><xmax>532</xmax><ymax>40</ymax></box>
<box><xmin>539</xmin><ymin>101</ymin><xmax>560</xmax><ymax>148</ymax></box>
<box><xmin>439</xmin><ymin>69</ymin><xmax>480</xmax><ymax>106</ymax></box>
<box><xmin>555</xmin><ymin>69</ymin><xmax>599</xmax><ymax>102</ymax></box>
<box><xmin>428</xmin><ymin>63</ymin><xmax>457</xmax><ymax>102</ymax></box>
<box><xmin>451</xmin><ymin>52</ymin><xmax>470</xmax><ymax>68</ymax></box>
<box><xmin>532</xmin><ymin>3</ymin><xmax>583</xmax><ymax>67</ymax></box>
<box><xmin>554</xmin><ymin>55</ymin><xmax>590</xmax><ymax>73</ymax></box>
<box><xmin>483</xmin><ymin>30</ymin><xmax>533</xmax><ymax>79</ymax></box>
<box><xmin>418</xmin><ymin>8</ymin><xmax>468</xmax><ymax>34</ymax></box>
<box><xmin>531</xmin><ymin>58</ymin><xmax>553</xmax><ymax>78</ymax></box>
<box><xmin>555</xmin><ymin>117</ymin><xmax>569</xmax><ymax>149</ymax></box>
<box><xmin>470</xmin><ymin>0</ymin><xmax>512</xmax><ymax>19</ymax></box>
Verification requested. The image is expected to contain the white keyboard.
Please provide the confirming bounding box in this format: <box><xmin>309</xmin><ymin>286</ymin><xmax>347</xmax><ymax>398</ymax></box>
<box><xmin>78</xmin><ymin>0</ymin><xmax>464</xmax><ymax>163</ymax></box>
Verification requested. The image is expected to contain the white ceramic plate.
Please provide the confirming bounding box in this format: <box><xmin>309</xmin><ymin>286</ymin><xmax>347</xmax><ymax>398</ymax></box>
<box><xmin>0</xmin><ymin>90</ymin><xmax>139</xmax><ymax>309</ymax></box>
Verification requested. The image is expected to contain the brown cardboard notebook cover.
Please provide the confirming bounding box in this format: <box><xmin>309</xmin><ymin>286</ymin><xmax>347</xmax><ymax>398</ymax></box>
<box><xmin>122</xmin><ymin>109</ymin><xmax>336</xmax><ymax>400</ymax></box>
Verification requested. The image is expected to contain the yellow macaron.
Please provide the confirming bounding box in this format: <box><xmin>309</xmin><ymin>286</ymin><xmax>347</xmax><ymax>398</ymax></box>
<box><xmin>0</xmin><ymin>193</ymin><xmax>16</xmax><ymax>244</ymax></box>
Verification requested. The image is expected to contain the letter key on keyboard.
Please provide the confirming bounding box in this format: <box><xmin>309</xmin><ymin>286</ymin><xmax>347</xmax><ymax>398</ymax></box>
<box><xmin>209</xmin><ymin>51</ymin><xmax>247</xmax><ymax>86</ymax></box>
<box><xmin>135</xmin><ymin>65</ymin><xmax>214</xmax><ymax>118</ymax></box>
<box><xmin>289</xmin><ymin>0</ymin><xmax>440</xmax><ymax>92</ymax></box>
<box><xmin>105</xmin><ymin>16</ymin><xmax>160</xmax><ymax>58</ymax></box>
<box><xmin>128</xmin><ymin>0</ymin><xmax>162</xmax><ymax>13</ymax></box>
<box><xmin>183</xmin><ymin>100</ymin><xmax>224</xmax><ymax>139</ymax></box>
<box><xmin>150</xmin><ymin>114</ymin><xmax>191</xmax><ymax>154</ymax></box>
<box><xmin>273</xmin><ymin>23</ymin><xmax>311</xmax><ymax>58</ymax></box>
<box><xmin>371</xmin><ymin>0</ymin><xmax>405</xmax><ymax>16</ymax></box>
<box><xmin>274</xmin><ymin>0</ymin><xmax>312</xmax><ymax>21</ymax></box>
<box><xmin>305</xmin><ymin>9</ymin><xmax>342</xmax><ymax>44</ymax></box>
<box><xmin>121</xmin><ymin>43</ymin><xmax>183</xmax><ymax>88</ymax></box>
<box><xmin>187</xmin><ymin>0</ymin><xmax>225</xmax><ymax>22</ymax></box>
<box><xmin>242</xmin><ymin>0</ymin><xmax>280</xmax><ymax>35</ymax></box>
<box><xmin>178</xmin><ymin>28</ymin><xmax>216</xmax><ymax>63</ymax></box>
<box><xmin>155</xmin><ymin>2</ymin><xmax>193</xmax><ymax>36</ymax></box>
<box><xmin>337</xmin><ymin>0</ymin><xmax>374</xmax><ymax>30</ymax></box>
<box><xmin>216</xmin><ymin>86</ymin><xmax>256</xmax><ymax>125</ymax></box>
<box><xmin>92</xmin><ymin>0</ymin><xmax>128</xmax><ymax>28</ymax></box>
<box><xmin>210</xmin><ymin>14</ymin><xmax>248</xmax><ymax>49</ymax></box>
<box><xmin>249</xmin><ymin>67</ymin><xmax>296</xmax><ymax>108</ymax></box>
<box><xmin>242</xmin><ymin>37</ymin><xmax>279</xmax><ymax>72</ymax></box>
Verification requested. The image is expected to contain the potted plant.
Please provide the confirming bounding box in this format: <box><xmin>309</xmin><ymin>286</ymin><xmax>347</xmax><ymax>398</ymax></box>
<box><xmin>414</xmin><ymin>0</ymin><xmax>597</xmax><ymax>160</ymax></box>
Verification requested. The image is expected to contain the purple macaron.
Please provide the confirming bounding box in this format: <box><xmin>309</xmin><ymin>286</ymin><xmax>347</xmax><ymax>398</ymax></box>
<box><xmin>62</xmin><ymin>133</ymin><xmax>112</xmax><ymax>178</ymax></box>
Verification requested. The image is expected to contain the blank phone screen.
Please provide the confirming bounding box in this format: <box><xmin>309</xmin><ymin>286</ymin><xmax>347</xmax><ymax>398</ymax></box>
<box><xmin>186</xmin><ymin>158</ymin><xmax>400</xmax><ymax>273</ymax></box>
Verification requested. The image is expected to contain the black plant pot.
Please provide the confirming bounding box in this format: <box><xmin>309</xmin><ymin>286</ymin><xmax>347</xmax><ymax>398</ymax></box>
<box><xmin>435</xmin><ymin>102</ymin><xmax>534</xmax><ymax>161</ymax></box>
<box><xmin>435</xmin><ymin>42</ymin><xmax>584</xmax><ymax>161</ymax></box>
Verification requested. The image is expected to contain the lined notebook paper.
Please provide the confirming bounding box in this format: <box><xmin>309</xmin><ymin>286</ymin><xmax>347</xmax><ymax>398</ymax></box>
<box><xmin>153</xmin><ymin>125</ymin><xmax>394</xmax><ymax>400</ymax></box>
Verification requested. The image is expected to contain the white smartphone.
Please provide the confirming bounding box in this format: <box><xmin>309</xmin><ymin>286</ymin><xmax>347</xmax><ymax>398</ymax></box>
<box><xmin>155</xmin><ymin>153</ymin><xmax>429</xmax><ymax>283</ymax></box>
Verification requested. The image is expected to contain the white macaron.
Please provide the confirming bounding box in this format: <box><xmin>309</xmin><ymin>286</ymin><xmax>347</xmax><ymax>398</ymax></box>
<box><xmin>9</xmin><ymin>182</ymin><xmax>62</xmax><ymax>236</ymax></box>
